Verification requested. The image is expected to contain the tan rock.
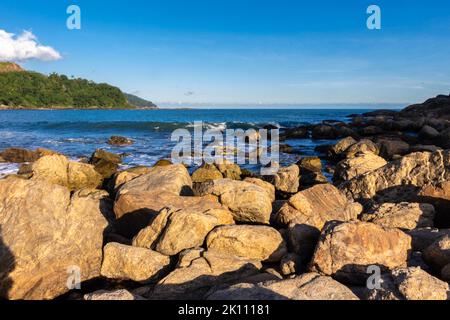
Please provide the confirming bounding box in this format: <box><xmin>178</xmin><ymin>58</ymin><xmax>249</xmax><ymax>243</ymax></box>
<box><xmin>191</xmin><ymin>165</ymin><xmax>223</xmax><ymax>183</ymax></box>
<box><xmin>114</xmin><ymin>190</ymin><xmax>227</xmax><ymax>238</ymax></box>
<box><xmin>194</xmin><ymin>179</ymin><xmax>272</xmax><ymax>224</ymax></box>
<box><xmin>176</xmin><ymin>248</ymin><xmax>205</xmax><ymax>268</ymax></box>
<box><xmin>310</xmin><ymin>221</ymin><xmax>412</xmax><ymax>284</ymax></box>
<box><xmin>244</xmin><ymin>177</ymin><xmax>276</xmax><ymax>202</ymax></box>
<box><xmin>31</xmin><ymin>154</ymin><xmax>102</xmax><ymax>190</ymax></box>
<box><xmin>274</xmin><ymin>183</ymin><xmax>362</xmax><ymax>230</ymax></box>
<box><xmin>152</xmin><ymin>251</ymin><xmax>262</xmax><ymax>299</ymax></box>
<box><xmin>207</xmin><ymin>273</ymin><xmax>359</xmax><ymax>300</ymax></box>
<box><xmin>84</xmin><ymin>289</ymin><xmax>144</xmax><ymax>300</ymax></box>
<box><xmin>133</xmin><ymin>207</ymin><xmax>233</xmax><ymax>256</ymax></box>
<box><xmin>329</xmin><ymin>137</ymin><xmax>357</xmax><ymax>157</ymax></box>
<box><xmin>215</xmin><ymin>160</ymin><xmax>242</xmax><ymax>180</ymax></box>
<box><xmin>0</xmin><ymin>177</ymin><xmax>108</xmax><ymax>300</ymax></box>
<box><xmin>117</xmin><ymin>164</ymin><xmax>192</xmax><ymax>197</ymax></box>
<box><xmin>340</xmin><ymin>150</ymin><xmax>450</xmax><ymax>202</ymax></box>
<box><xmin>101</xmin><ymin>242</ymin><xmax>170</xmax><ymax>283</ymax></box>
<box><xmin>266</xmin><ymin>164</ymin><xmax>299</xmax><ymax>193</ymax></box>
<box><xmin>206</xmin><ymin>225</ymin><xmax>287</xmax><ymax>262</ymax></box>
<box><xmin>361</xmin><ymin>202</ymin><xmax>435</xmax><ymax>230</ymax></box>
<box><xmin>344</xmin><ymin>139</ymin><xmax>379</xmax><ymax>158</ymax></box>
<box><xmin>111</xmin><ymin>166</ymin><xmax>152</xmax><ymax>190</ymax></box>
<box><xmin>334</xmin><ymin>152</ymin><xmax>387</xmax><ymax>182</ymax></box>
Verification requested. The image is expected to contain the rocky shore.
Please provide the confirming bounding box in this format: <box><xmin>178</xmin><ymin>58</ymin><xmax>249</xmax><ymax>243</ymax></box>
<box><xmin>1</xmin><ymin>94</ymin><xmax>450</xmax><ymax>300</ymax></box>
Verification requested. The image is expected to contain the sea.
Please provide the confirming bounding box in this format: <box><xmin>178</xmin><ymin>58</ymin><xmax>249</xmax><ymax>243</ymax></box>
<box><xmin>0</xmin><ymin>108</ymin><xmax>397</xmax><ymax>176</ymax></box>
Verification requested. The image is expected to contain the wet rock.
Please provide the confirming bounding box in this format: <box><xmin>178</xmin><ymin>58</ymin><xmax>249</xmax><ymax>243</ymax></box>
<box><xmin>310</xmin><ymin>221</ymin><xmax>412</xmax><ymax>284</ymax></box>
<box><xmin>107</xmin><ymin>136</ymin><xmax>134</xmax><ymax>146</ymax></box>
<box><xmin>206</xmin><ymin>225</ymin><xmax>287</xmax><ymax>262</ymax></box>
<box><xmin>101</xmin><ymin>242</ymin><xmax>170</xmax><ymax>283</ymax></box>
<box><xmin>312</xmin><ymin>124</ymin><xmax>337</xmax><ymax>140</ymax></box>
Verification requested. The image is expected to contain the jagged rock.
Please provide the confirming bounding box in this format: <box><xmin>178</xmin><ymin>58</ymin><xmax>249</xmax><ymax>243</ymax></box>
<box><xmin>340</xmin><ymin>150</ymin><xmax>450</xmax><ymax>202</ymax></box>
<box><xmin>101</xmin><ymin>242</ymin><xmax>170</xmax><ymax>283</ymax></box>
<box><xmin>151</xmin><ymin>251</ymin><xmax>262</xmax><ymax>299</ymax></box>
<box><xmin>177</xmin><ymin>248</ymin><xmax>205</xmax><ymax>268</ymax></box>
<box><xmin>344</xmin><ymin>139</ymin><xmax>380</xmax><ymax>159</ymax></box>
<box><xmin>361</xmin><ymin>202</ymin><xmax>435</xmax><ymax>230</ymax></box>
<box><xmin>274</xmin><ymin>183</ymin><xmax>362</xmax><ymax>229</ymax></box>
<box><xmin>0</xmin><ymin>177</ymin><xmax>108</xmax><ymax>299</ymax></box>
<box><xmin>329</xmin><ymin>137</ymin><xmax>357</xmax><ymax>158</ymax></box>
<box><xmin>84</xmin><ymin>289</ymin><xmax>144</xmax><ymax>300</ymax></box>
<box><xmin>107</xmin><ymin>136</ymin><xmax>134</xmax><ymax>146</ymax></box>
<box><xmin>366</xmin><ymin>267</ymin><xmax>449</xmax><ymax>300</ymax></box>
<box><xmin>243</xmin><ymin>177</ymin><xmax>275</xmax><ymax>202</ymax></box>
<box><xmin>297</xmin><ymin>157</ymin><xmax>322</xmax><ymax>172</ymax></box>
<box><xmin>132</xmin><ymin>207</ymin><xmax>233</xmax><ymax>256</ymax></box>
<box><xmin>206</xmin><ymin>225</ymin><xmax>287</xmax><ymax>262</ymax></box>
<box><xmin>310</xmin><ymin>221</ymin><xmax>412</xmax><ymax>284</ymax></box>
<box><xmin>191</xmin><ymin>164</ymin><xmax>223</xmax><ymax>183</ymax></box>
<box><xmin>114</xmin><ymin>191</ymin><xmax>225</xmax><ymax>238</ymax></box>
<box><xmin>30</xmin><ymin>154</ymin><xmax>103</xmax><ymax>191</ymax></box>
<box><xmin>333</xmin><ymin>152</ymin><xmax>387</xmax><ymax>183</ymax></box>
<box><xmin>207</xmin><ymin>273</ymin><xmax>358</xmax><ymax>300</ymax></box>
<box><xmin>423</xmin><ymin>235</ymin><xmax>450</xmax><ymax>272</ymax></box>
<box><xmin>265</xmin><ymin>164</ymin><xmax>299</xmax><ymax>194</ymax></box>
<box><xmin>194</xmin><ymin>179</ymin><xmax>272</xmax><ymax>224</ymax></box>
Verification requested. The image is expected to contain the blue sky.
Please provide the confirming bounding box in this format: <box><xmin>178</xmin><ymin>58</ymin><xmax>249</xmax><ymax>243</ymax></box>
<box><xmin>1</xmin><ymin>0</ymin><xmax>450</xmax><ymax>106</ymax></box>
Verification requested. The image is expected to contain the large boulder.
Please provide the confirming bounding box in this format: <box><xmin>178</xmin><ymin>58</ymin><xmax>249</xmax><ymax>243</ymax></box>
<box><xmin>151</xmin><ymin>251</ymin><xmax>262</xmax><ymax>299</ymax></box>
<box><xmin>30</xmin><ymin>154</ymin><xmax>103</xmax><ymax>191</ymax></box>
<box><xmin>206</xmin><ymin>225</ymin><xmax>287</xmax><ymax>262</ymax></box>
<box><xmin>344</xmin><ymin>139</ymin><xmax>379</xmax><ymax>159</ymax></box>
<box><xmin>243</xmin><ymin>178</ymin><xmax>276</xmax><ymax>202</ymax></box>
<box><xmin>274</xmin><ymin>184</ymin><xmax>362</xmax><ymax>229</ymax></box>
<box><xmin>207</xmin><ymin>272</ymin><xmax>358</xmax><ymax>300</ymax></box>
<box><xmin>215</xmin><ymin>160</ymin><xmax>242</xmax><ymax>180</ymax></box>
<box><xmin>377</xmin><ymin>138</ymin><xmax>410</xmax><ymax>160</ymax></box>
<box><xmin>117</xmin><ymin>164</ymin><xmax>192</xmax><ymax>197</ymax></box>
<box><xmin>310</xmin><ymin>221</ymin><xmax>412</xmax><ymax>284</ymax></box>
<box><xmin>194</xmin><ymin>179</ymin><xmax>272</xmax><ymax>224</ymax></box>
<box><xmin>100</xmin><ymin>242</ymin><xmax>170</xmax><ymax>283</ymax></box>
<box><xmin>191</xmin><ymin>164</ymin><xmax>223</xmax><ymax>183</ymax></box>
<box><xmin>333</xmin><ymin>152</ymin><xmax>387</xmax><ymax>183</ymax></box>
<box><xmin>340</xmin><ymin>150</ymin><xmax>450</xmax><ymax>202</ymax></box>
<box><xmin>109</xmin><ymin>166</ymin><xmax>153</xmax><ymax>191</ymax></box>
<box><xmin>361</xmin><ymin>202</ymin><xmax>435</xmax><ymax>230</ymax></box>
<box><xmin>0</xmin><ymin>177</ymin><xmax>108</xmax><ymax>299</ymax></box>
<box><xmin>312</xmin><ymin>125</ymin><xmax>337</xmax><ymax>140</ymax></box>
<box><xmin>114</xmin><ymin>191</ymin><xmax>225</xmax><ymax>238</ymax></box>
<box><xmin>132</xmin><ymin>207</ymin><xmax>234</xmax><ymax>256</ymax></box>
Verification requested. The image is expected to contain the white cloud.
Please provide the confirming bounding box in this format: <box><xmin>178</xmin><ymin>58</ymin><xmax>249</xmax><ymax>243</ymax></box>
<box><xmin>0</xmin><ymin>29</ymin><xmax>61</xmax><ymax>61</ymax></box>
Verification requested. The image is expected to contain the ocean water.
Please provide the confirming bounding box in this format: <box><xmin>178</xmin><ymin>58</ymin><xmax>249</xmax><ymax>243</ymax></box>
<box><xmin>0</xmin><ymin>108</ymin><xmax>376</xmax><ymax>175</ymax></box>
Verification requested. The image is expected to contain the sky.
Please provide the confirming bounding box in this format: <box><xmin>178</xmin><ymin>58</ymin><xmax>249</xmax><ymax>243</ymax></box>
<box><xmin>1</xmin><ymin>0</ymin><xmax>450</xmax><ymax>107</ymax></box>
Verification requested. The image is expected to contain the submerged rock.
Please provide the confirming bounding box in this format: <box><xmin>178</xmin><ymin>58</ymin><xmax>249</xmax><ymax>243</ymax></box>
<box><xmin>107</xmin><ymin>136</ymin><xmax>134</xmax><ymax>146</ymax></box>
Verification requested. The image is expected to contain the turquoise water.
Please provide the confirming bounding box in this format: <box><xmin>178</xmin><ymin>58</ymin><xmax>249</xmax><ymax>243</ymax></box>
<box><xmin>0</xmin><ymin>108</ymin><xmax>376</xmax><ymax>175</ymax></box>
